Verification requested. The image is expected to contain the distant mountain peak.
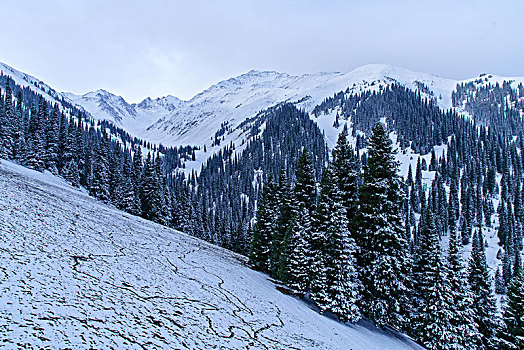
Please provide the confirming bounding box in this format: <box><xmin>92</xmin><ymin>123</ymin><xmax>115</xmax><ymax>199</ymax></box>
<box><xmin>136</xmin><ymin>95</ymin><xmax>182</xmax><ymax>110</ymax></box>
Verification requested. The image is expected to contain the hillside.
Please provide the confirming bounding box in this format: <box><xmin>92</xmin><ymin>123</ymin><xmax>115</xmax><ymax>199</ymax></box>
<box><xmin>0</xmin><ymin>159</ymin><xmax>421</xmax><ymax>349</ymax></box>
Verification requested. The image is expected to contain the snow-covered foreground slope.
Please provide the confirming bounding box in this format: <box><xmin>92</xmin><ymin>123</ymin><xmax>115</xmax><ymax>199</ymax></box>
<box><xmin>0</xmin><ymin>160</ymin><xmax>421</xmax><ymax>349</ymax></box>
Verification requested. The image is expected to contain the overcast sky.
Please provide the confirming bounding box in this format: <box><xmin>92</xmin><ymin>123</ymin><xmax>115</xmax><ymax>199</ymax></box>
<box><xmin>1</xmin><ymin>0</ymin><xmax>523</xmax><ymax>102</ymax></box>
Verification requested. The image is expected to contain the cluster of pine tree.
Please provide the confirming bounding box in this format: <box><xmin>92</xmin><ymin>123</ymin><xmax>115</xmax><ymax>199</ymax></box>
<box><xmin>250</xmin><ymin>123</ymin><xmax>524</xmax><ymax>349</ymax></box>
<box><xmin>453</xmin><ymin>80</ymin><xmax>524</xmax><ymax>136</ymax></box>
<box><xmin>172</xmin><ymin>104</ymin><xmax>329</xmax><ymax>253</ymax></box>
<box><xmin>249</xmin><ymin>126</ymin><xmax>363</xmax><ymax>322</ymax></box>
<box><xmin>313</xmin><ymin>84</ymin><xmax>458</xmax><ymax>153</ymax></box>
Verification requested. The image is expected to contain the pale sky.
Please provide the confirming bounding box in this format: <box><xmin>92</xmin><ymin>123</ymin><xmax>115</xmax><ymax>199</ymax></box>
<box><xmin>1</xmin><ymin>0</ymin><xmax>523</xmax><ymax>102</ymax></box>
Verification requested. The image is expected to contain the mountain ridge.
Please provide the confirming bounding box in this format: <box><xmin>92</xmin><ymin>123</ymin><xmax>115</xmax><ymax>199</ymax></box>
<box><xmin>2</xmin><ymin>60</ymin><xmax>524</xmax><ymax>150</ymax></box>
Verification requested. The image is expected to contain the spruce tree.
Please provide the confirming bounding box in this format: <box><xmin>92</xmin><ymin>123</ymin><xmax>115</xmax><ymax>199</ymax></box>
<box><xmin>249</xmin><ymin>177</ymin><xmax>276</xmax><ymax>272</ymax></box>
<box><xmin>271</xmin><ymin>170</ymin><xmax>293</xmax><ymax>279</ymax></box>
<box><xmin>310</xmin><ymin>165</ymin><xmax>361</xmax><ymax>321</ymax></box>
<box><xmin>63</xmin><ymin>159</ymin><xmax>80</xmax><ymax>187</ymax></box>
<box><xmin>155</xmin><ymin>156</ymin><xmax>172</xmax><ymax>225</ymax></box>
<box><xmin>62</xmin><ymin>116</ymin><xmax>77</xmax><ymax>166</ymax></box>
<box><xmin>90</xmin><ymin>130</ymin><xmax>110</xmax><ymax>201</ymax></box>
<box><xmin>356</xmin><ymin>123</ymin><xmax>411</xmax><ymax>330</ymax></box>
<box><xmin>310</xmin><ymin>166</ymin><xmax>335</xmax><ymax>310</ymax></box>
<box><xmin>325</xmin><ymin>192</ymin><xmax>361</xmax><ymax>321</ymax></box>
<box><xmin>446</xmin><ymin>224</ymin><xmax>481</xmax><ymax>348</ymax></box>
<box><xmin>468</xmin><ymin>229</ymin><xmax>499</xmax><ymax>348</ymax></box>
<box><xmin>411</xmin><ymin>210</ymin><xmax>455</xmax><ymax>349</ymax></box>
<box><xmin>286</xmin><ymin>203</ymin><xmax>312</xmax><ymax>294</ymax></box>
<box><xmin>331</xmin><ymin>128</ymin><xmax>359</xmax><ymax>229</ymax></box>
<box><xmin>496</xmin><ymin>266</ymin><xmax>507</xmax><ymax>294</ymax></box>
<box><xmin>132</xmin><ymin>145</ymin><xmax>143</xmax><ymax>201</ymax></box>
<box><xmin>12</xmin><ymin>91</ymin><xmax>24</xmax><ymax>161</ymax></box>
<box><xmin>115</xmin><ymin>153</ymin><xmax>140</xmax><ymax>215</ymax></box>
<box><xmin>412</xmin><ymin>157</ymin><xmax>423</xmax><ymax>213</ymax></box>
<box><xmin>140</xmin><ymin>152</ymin><xmax>162</xmax><ymax>222</ymax></box>
<box><xmin>294</xmin><ymin>149</ymin><xmax>316</xmax><ymax>213</ymax></box>
<box><xmin>45</xmin><ymin>105</ymin><xmax>60</xmax><ymax>174</ymax></box>
<box><xmin>24</xmin><ymin>103</ymin><xmax>45</xmax><ymax>171</ymax></box>
<box><xmin>1</xmin><ymin>77</ymin><xmax>13</xmax><ymax>158</ymax></box>
<box><xmin>498</xmin><ymin>273</ymin><xmax>524</xmax><ymax>350</ymax></box>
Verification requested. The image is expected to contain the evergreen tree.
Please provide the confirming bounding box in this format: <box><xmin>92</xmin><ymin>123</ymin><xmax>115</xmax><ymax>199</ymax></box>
<box><xmin>468</xmin><ymin>229</ymin><xmax>499</xmax><ymax>348</ymax></box>
<box><xmin>116</xmin><ymin>153</ymin><xmax>140</xmax><ymax>215</ymax></box>
<box><xmin>503</xmin><ymin>252</ymin><xmax>513</xmax><ymax>287</ymax></box>
<box><xmin>12</xmin><ymin>90</ymin><xmax>24</xmax><ymax>161</ymax></box>
<box><xmin>411</xmin><ymin>210</ymin><xmax>455</xmax><ymax>349</ymax></box>
<box><xmin>406</xmin><ymin>163</ymin><xmax>413</xmax><ymax>188</ymax></box>
<box><xmin>287</xmin><ymin>203</ymin><xmax>312</xmax><ymax>293</ymax></box>
<box><xmin>294</xmin><ymin>149</ymin><xmax>316</xmax><ymax>213</ymax></box>
<box><xmin>271</xmin><ymin>170</ymin><xmax>293</xmax><ymax>279</ymax></box>
<box><xmin>0</xmin><ymin>77</ymin><xmax>13</xmax><ymax>158</ymax></box>
<box><xmin>310</xmin><ymin>164</ymin><xmax>361</xmax><ymax>321</ymax></box>
<box><xmin>446</xmin><ymin>224</ymin><xmax>481</xmax><ymax>348</ymax></box>
<box><xmin>172</xmin><ymin>185</ymin><xmax>193</xmax><ymax>234</ymax></box>
<box><xmin>45</xmin><ymin>105</ymin><xmax>60</xmax><ymax>174</ymax></box>
<box><xmin>23</xmin><ymin>106</ymin><xmax>45</xmax><ymax>171</ymax></box>
<box><xmin>249</xmin><ymin>177</ymin><xmax>276</xmax><ymax>272</ymax></box>
<box><xmin>62</xmin><ymin>116</ymin><xmax>77</xmax><ymax>165</ymax></box>
<box><xmin>155</xmin><ymin>156</ymin><xmax>172</xmax><ymax>225</ymax></box>
<box><xmin>75</xmin><ymin>116</ymin><xmax>86</xmax><ymax>184</ymax></box>
<box><xmin>331</xmin><ymin>128</ymin><xmax>360</xmax><ymax>229</ymax></box>
<box><xmin>132</xmin><ymin>145</ymin><xmax>143</xmax><ymax>202</ymax></box>
<box><xmin>90</xmin><ymin>130</ymin><xmax>110</xmax><ymax>201</ymax></box>
<box><xmin>496</xmin><ymin>266</ymin><xmax>507</xmax><ymax>294</ymax></box>
<box><xmin>139</xmin><ymin>152</ymin><xmax>162</xmax><ymax>222</ymax></box>
<box><xmin>310</xmin><ymin>166</ymin><xmax>335</xmax><ymax>302</ymax></box>
<box><xmin>412</xmin><ymin>157</ymin><xmax>423</xmax><ymax>213</ymax></box>
<box><xmin>356</xmin><ymin>123</ymin><xmax>411</xmax><ymax>330</ymax></box>
<box><xmin>498</xmin><ymin>272</ymin><xmax>524</xmax><ymax>350</ymax></box>
<box><xmin>63</xmin><ymin>159</ymin><xmax>80</xmax><ymax>187</ymax></box>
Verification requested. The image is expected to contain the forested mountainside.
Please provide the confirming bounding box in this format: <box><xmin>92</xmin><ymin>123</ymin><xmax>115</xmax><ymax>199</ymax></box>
<box><xmin>1</xmin><ymin>63</ymin><xmax>524</xmax><ymax>349</ymax></box>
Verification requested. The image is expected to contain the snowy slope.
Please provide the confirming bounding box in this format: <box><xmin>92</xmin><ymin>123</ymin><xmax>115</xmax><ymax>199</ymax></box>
<box><xmin>0</xmin><ymin>62</ymin><xmax>70</xmax><ymax>108</ymax></box>
<box><xmin>0</xmin><ymin>159</ymin><xmax>421</xmax><ymax>349</ymax></box>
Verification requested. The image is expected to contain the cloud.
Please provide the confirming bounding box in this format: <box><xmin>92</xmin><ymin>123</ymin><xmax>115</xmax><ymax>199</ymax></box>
<box><xmin>0</xmin><ymin>0</ymin><xmax>523</xmax><ymax>102</ymax></box>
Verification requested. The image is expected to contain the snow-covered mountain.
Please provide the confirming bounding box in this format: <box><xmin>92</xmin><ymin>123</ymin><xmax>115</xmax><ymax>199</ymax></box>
<box><xmin>3</xmin><ymin>60</ymin><xmax>523</xmax><ymax>153</ymax></box>
<box><xmin>63</xmin><ymin>65</ymin><xmax>459</xmax><ymax>147</ymax></box>
<box><xmin>2</xmin><ymin>59</ymin><xmax>524</xmax><ymax>349</ymax></box>
<box><xmin>63</xmin><ymin>90</ymin><xmax>183</xmax><ymax>139</ymax></box>
<box><xmin>0</xmin><ymin>159</ymin><xmax>422</xmax><ymax>349</ymax></box>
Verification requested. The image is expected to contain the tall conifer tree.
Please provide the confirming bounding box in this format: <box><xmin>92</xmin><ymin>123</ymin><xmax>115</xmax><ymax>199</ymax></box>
<box><xmin>356</xmin><ymin>123</ymin><xmax>411</xmax><ymax>330</ymax></box>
